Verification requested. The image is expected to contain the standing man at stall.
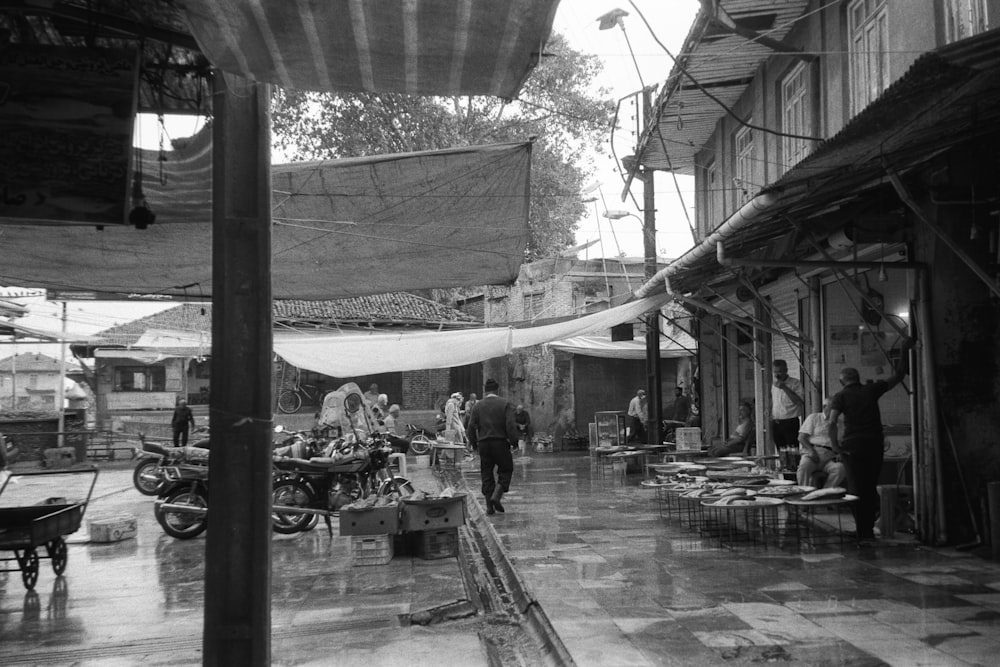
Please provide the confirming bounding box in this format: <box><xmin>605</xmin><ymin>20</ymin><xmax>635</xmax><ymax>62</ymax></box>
<box><xmin>771</xmin><ymin>360</ymin><xmax>805</xmax><ymax>467</ymax></box>
<box><xmin>829</xmin><ymin>337</ymin><xmax>914</xmax><ymax>545</ymax></box>
<box><xmin>468</xmin><ymin>379</ymin><xmax>518</xmax><ymax>516</ymax></box>
<box><xmin>627</xmin><ymin>388</ymin><xmax>647</xmax><ymax>444</ymax></box>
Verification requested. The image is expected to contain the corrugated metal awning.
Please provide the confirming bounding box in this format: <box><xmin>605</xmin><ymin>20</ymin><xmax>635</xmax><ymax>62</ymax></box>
<box><xmin>634</xmin><ymin>0</ymin><xmax>812</xmax><ymax>174</ymax></box>
<box><xmin>634</xmin><ymin>29</ymin><xmax>1000</xmax><ymax>299</ymax></box>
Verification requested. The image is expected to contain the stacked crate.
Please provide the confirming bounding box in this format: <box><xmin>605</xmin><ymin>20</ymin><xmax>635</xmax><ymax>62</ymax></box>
<box><xmin>340</xmin><ymin>505</ymin><xmax>400</xmax><ymax>567</ymax></box>
<box><xmin>400</xmin><ymin>496</ymin><xmax>466</xmax><ymax>560</ymax></box>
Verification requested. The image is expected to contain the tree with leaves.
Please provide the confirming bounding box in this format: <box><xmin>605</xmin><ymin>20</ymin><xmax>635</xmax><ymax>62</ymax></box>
<box><xmin>271</xmin><ymin>33</ymin><xmax>613</xmax><ymax>261</ymax></box>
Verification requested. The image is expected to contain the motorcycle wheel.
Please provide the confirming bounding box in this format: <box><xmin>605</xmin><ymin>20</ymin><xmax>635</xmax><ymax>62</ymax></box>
<box><xmin>408</xmin><ymin>435</ymin><xmax>432</xmax><ymax>455</ymax></box>
<box><xmin>277</xmin><ymin>389</ymin><xmax>302</xmax><ymax>414</ymax></box>
<box><xmin>133</xmin><ymin>459</ymin><xmax>164</xmax><ymax>496</ymax></box>
<box><xmin>378</xmin><ymin>475</ymin><xmax>415</xmax><ymax>499</ymax></box>
<box><xmin>271</xmin><ymin>479</ymin><xmax>315</xmax><ymax>534</ymax></box>
<box><xmin>156</xmin><ymin>486</ymin><xmax>208</xmax><ymax>540</ymax></box>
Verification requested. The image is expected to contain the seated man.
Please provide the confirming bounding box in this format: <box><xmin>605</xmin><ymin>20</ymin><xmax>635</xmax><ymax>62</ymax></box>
<box><xmin>797</xmin><ymin>398</ymin><xmax>847</xmax><ymax>488</ymax></box>
<box><xmin>707</xmin><ymin>402</ymin><xmax>755</xmax><ymax>456</ymax></box>
<box><xmin>381</xmin><ymin>404</ymin><xmax>411</xmax><ymax>454</ymax></box>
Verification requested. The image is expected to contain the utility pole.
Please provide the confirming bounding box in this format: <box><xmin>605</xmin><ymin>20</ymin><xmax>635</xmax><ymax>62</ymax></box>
<box><xmin>641</xmin><ymin>87</ymin><xmax>662</xmax><ymax>446</ymax></box>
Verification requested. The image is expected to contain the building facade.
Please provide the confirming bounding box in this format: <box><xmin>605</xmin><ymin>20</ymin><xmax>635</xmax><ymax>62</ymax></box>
<box><xmin>629</xmin><ymin>0</ymin><xmax>1000</xmax><ymax>545</ymax></box>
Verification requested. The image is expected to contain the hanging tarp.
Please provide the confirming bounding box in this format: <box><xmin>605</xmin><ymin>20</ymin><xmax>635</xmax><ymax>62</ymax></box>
<box><xmin>0</xmin><ymin>137</ymin><xmax>531</xmax><ymax>300</ymax></box>
<box><xmin>272</xmin><ymin>293</ymin><xmax>671</xmax><ymax>376</ymax></box>
<box><xmin>546</xmin><ymin>336</ymin><xmax>690</xmax><ymax>360</ymax></box>
<box><xmin>181</xmin><ymin>0</ymin><xmax>561</xmax><ymax>98</ymax></box>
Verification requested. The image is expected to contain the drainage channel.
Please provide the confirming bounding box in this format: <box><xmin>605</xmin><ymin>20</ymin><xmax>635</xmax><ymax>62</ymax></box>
<box><xmin>439</xmin><ymin>467</ymin><xmax>576</xmax><ymax>667</ymax></box>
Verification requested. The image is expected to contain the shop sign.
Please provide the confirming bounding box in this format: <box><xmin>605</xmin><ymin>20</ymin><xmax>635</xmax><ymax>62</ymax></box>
<box><xmin>0</xmin><ymin>45</ymin><xmax>138</xmax><ymax>225</ymax></box>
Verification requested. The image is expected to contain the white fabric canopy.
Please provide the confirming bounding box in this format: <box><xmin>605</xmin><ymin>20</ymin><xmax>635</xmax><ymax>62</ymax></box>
<box><xmin>546</xmin><ymin>336</ymin><xmax>690</xmax><ymax>360</ymax></box>
<box><xmin>273</xmin><ymin>293</ymin><xmax>672</xmax><ymax>376</ymax></box>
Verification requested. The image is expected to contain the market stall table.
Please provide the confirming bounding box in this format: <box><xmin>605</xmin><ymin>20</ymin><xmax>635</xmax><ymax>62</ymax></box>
<box><xmin>783</xmin><ymin>494</ymin><xmax>859</xmax><ymax>549</ymax></box>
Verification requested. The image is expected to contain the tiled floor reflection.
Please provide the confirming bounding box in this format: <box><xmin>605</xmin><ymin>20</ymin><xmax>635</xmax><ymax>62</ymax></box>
<box><xmin>474</xmin><ymin>452</ymin><xmax>1000</xmax><ymax>666</ymax></box>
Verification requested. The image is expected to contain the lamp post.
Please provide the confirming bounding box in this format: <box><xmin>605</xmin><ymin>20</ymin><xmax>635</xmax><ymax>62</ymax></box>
<box><xmin>603</xmin><ymin>199</ymin><xmax>663</xmax><ymax>446</ymax></box>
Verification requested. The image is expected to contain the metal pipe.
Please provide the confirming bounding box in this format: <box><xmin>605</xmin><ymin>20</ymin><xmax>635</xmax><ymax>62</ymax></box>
<box><xmin>634</xmin><ymin>191</ymin><xmax>780</xmax><ymax>298</ymax></box>
<box><xmin>808</xmin><ymin>276</ymin><xmax>823</xmax><ymax>411</ymax></box>
<box><xmin>716</xmin><ymin>242</ymin><xmax>925</xmax><ymax>271</ymax></box>
<box><xmin>674</xmin><ymin>291</ymin><xmax>809</xmax><ymax>346</ymax></box>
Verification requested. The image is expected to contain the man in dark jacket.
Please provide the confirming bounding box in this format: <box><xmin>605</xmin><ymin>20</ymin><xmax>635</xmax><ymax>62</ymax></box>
<box><xmin>829</xmin><ymin>337</ymin><xmax>915</xmax><ymax>545</ymax></box>
<box><xmin>172</xmin><ymin>398</ymin><xmax>196</xmax><ymax>447</ymax></box>
<box><xmin>467</xmin><ymin>378</ymin><xmax>518</xmax><ymax>515</ymax></box>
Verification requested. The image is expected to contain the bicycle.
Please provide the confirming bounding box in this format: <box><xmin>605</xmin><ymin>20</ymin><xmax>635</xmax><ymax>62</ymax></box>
<box><xmin>276</xmin><ymin>369</ymin><xmax>325</xmax><ymax>414</ymax></box>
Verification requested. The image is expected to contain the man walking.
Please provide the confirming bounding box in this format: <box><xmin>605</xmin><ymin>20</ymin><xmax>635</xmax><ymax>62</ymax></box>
<box><xmin>829</xmin><ymin>337</ymin><xmax>915</xmax><ymax>544</ymax></box>
<box><xmin>467</xmin><ymin>378</ymin><xmax>518</xmax><ymax>516</ymax></box>
<box><xmin>771</xmin><ymin>359</ymin><xmax>804</xmax><ymax>468</ymax></box>
<box><xmin>171</xmin><ymin>398</ymin><xmax>196</xmax><ymax>447</ymax></box>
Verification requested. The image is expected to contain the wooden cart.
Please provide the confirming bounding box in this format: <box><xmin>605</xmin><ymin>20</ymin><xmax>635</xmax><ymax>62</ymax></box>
<box><xmin>0</xmin><ymin>466</ymin><xmax>98</xmax><ymax>590</ymax></box>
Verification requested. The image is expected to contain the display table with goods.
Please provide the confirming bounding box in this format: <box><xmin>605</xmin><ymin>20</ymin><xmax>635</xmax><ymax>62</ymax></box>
<box><xmin>640</xmin><ymin>458</ymin><xmax>864</xmax><ymax>550</ymax></box>
<box><xmin>782</xmin><ymin>488</ymin><xmax>858</xmax><ymax>549</ymax></box>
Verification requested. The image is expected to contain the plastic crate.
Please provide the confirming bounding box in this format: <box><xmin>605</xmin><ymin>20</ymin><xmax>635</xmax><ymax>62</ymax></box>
<box><xmin>339</xmin><ymin>504</ymin><xmax>400</xmax><ymax>536</ymax></box>
<box><xmin>414</xmin><ymin>527</ymin><xmax>459</xmax><ymax>560</ymax></box>
<box><xmin>400</xmin><ymin>495</ymin><xmax>466</xmax><ymax>532</ymax></box>
<box><xmin>675</xmin><ymin>427</ymin><xmax>702</xmax><ymax>451</ymax></box>
<box><xmin>350</xmin><ymin>534</ymin><xmax>394</xmax><ymax>566</ymax></box>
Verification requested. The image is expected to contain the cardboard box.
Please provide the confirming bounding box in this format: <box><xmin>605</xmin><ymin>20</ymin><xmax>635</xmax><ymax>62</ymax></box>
<box><xmin>89</xmin><ymin>515</ymin><xmax>138</xmax><ymax>543</ymax></box>
<box><xmin>401</xmin><ymin>495</ymin><xmax>466</xmax><ymax>532</ymax></box>
<box><xmin>339</xmin><ymin>504</ymin><xmax>400</xmax><ymax>536</ymax></box>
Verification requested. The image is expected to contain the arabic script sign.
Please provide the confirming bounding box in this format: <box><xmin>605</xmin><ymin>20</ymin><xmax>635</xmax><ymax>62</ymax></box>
<box><xmin>0</xmin><ymin>45</ymin><xmax>138</xmax><ymax>225</ymax></box>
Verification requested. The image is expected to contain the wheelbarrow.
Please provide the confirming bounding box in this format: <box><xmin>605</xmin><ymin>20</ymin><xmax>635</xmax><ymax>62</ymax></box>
<box><xmin>0</xmin><ymin>466</ymin><xmax>99</xmax><ymax>590</ymax></box>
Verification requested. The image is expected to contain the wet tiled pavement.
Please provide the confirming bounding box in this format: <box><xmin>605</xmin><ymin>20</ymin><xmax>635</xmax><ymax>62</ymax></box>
<box><xmin>465</xmin><ymin>452</ymin><xmax>1000</xmax><ymax>666</ymax></box>
<box><xmin>4</xmin><ymin>452</ymin><xmax>1000</xmax><ymax>666</ymax></box>
<box><xmin>0</xmin><ymin>463</ymin><xmax>485</xmax><ymax>666</ymax></box>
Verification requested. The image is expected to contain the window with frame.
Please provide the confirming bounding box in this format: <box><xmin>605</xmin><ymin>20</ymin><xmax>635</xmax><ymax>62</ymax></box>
<box><xmin>945</xmin><ymin>0</ymin><xmax>989</xmax><ymax>42</ymax></box>
<box><xmin>28</xmin><ymin>373</ymin><xmax>38</xmax><ymax>388</ymax></box>
<box><xmin>523</xmin><ymin>291</ymin><xmax>545</xmax><ymax>319</ymax></box>
<box><xmin>781</xmin><ymin>61</ymin><xmax>814</xmax><ymax>171</ymax></box>
<box><xmin>848</xmin><ymin>0</ymin><xmax>889</xmax><ymax>115</ymax></box>
<box><xmin>113</xmin><ymin>365</ymin><xmax>166</xmax><ymax>392</ymax></box>
<box><xmin>734</xmin><ymin>124</ymin><xmax>754</xmax><ymax>204</ymax></box>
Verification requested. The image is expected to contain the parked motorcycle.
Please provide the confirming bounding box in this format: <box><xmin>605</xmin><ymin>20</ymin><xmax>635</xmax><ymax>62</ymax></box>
<box><xmin>153</xmin><ymin>464</ymin><xmax>210</xmax><ymax>539</ymax></box>
<box><xmin>133</xmin><ymin>431</ymin><xmax>210</xmax><ymax>496</ymax></box>
<box><xmin>271</xmin><ymin>431</ymin><xmax>414</xmax><ymax>534</ymax></box>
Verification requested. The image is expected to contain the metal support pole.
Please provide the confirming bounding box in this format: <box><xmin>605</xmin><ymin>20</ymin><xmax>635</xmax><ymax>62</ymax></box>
<box><xmin>203</xmin><ymin>71</ymin><xmax>273</xmax><ymax>666</ymax></box>
<box><xmin>640</xmin><ymin>87</ymin><xmax>662</xmax><ymax>446</ymax></box>
<box><xmin>641</xmin><ymin>168</ymin><xmax>662</xmax><ymax>445</ymax></box>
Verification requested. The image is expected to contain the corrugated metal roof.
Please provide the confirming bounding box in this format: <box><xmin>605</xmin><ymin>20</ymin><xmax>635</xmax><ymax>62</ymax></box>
<box><xmin>635</xmin><ymin>0</ymin><xmax>812</xmax><ymax>174</ymax></box>
<box><xmin>640</xmin><ymin>28</ymin><xmax>1000</xmax><ymax>297</ymax></box>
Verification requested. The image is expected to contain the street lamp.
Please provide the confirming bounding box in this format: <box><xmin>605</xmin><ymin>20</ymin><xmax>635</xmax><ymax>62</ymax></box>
<box><xmin>602</xmin><ymin>209</ymin><xmax>639</xmax><ymax>222</ymax></box>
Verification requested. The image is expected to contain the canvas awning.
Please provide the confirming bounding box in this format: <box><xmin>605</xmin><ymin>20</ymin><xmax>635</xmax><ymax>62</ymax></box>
<box><xmin>0</xmin><ymin>135</ymin><xmax>531</xmax><ymax>300</ymax></box>
<box><xmin>181</xmin><ymin>0</ymin><xmax>561</xmax><ymax>99</ymax></box>
<box><xmin>546</xmin><ymin>336</ymin><xmax>690</xmax><ymax>360</ymax></box>
<box><xmin>272</xmin><ymin>293</ymin><xmax>673</xmax><ymax>376</ymax></box>
<box><xmin>84</xmin><ymin>293</ymin><xmax>671</xmax><ymax>374</ymax></box>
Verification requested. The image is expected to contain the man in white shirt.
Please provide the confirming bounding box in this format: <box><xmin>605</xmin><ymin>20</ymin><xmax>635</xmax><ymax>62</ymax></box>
<box><xmin>627</xmin><ymin>388</ymin><xmax>647</xmax><ymax>443</ymax></box>
<box><xmin>797</xmin><ymin>399</ymin><xmax>846</xmax><ymax>488</ymax></box>
<box><xmin>771</xmin><ymin>359</ymin><xmax>804</xmax><ymax>468</ymax></box>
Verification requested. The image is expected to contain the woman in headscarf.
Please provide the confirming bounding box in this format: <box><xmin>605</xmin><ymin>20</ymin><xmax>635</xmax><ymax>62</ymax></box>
<box><xmin>445</xmin><ymin>392</ymin><xmax>467</xmax><ymax>445</ymax></box>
